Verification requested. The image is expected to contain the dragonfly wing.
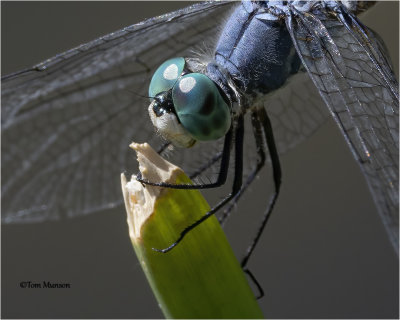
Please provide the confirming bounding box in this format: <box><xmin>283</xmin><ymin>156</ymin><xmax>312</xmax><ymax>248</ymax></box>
<box><xmin>286</xmin><ymin>4</ymin><xmax>399</xmax><ymax>252</ymax></box>
<box><xmin>1</xmin><ymin>1</ymin><xmax>236</xmax><ymax>223</ymax></box>
<box><xmin>265</xmin><ymin>69</ymin><xmax>329</xmax><ymax>156</ymax></box>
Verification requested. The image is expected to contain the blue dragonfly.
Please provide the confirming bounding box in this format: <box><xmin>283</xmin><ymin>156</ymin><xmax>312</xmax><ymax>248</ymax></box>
<box><xmin>2</xmin><ymin>0</ymin><xmax>398</xmax><ymax>248</ymax></box>
<box><xmin>2</xmin><ymin>1</ymin><xmax>399</xmax><ymax>317</ymax></box>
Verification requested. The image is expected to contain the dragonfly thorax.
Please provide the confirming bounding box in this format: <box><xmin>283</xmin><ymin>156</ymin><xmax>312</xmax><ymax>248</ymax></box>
<box><xmin>207</xmin><ymin>1</ymin><xmax>301</xmax><ymax>100</ymax></box>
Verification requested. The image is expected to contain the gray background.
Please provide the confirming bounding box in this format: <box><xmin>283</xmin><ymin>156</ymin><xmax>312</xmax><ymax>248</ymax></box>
<box><xmin>2</xmin><ymin>1</ymin><xmax>399</xmax><ymax>319</ymax></box>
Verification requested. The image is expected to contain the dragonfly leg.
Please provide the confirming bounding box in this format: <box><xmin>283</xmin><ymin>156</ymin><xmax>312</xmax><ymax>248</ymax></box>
<box><xmin>136</xmin><ymin>126</ymin><xmax>232</xmax><ymax>189</ymax></box>
<box><xmin>241</xmin><ymin>107</ymin><xmax>282</xmax><ymax>269</ymax></box>
<box><xmin>219</xmin><ymin>111</ymin><xmax>266</xmax><ymax>226</ymax></box>
<box><xmin>152</xmin><ymin>114</ymin><xmax>245</xmax><ymax>253</ymax></box>
<box><xmin>243</xmin><ymin>268</ymin><xmax>265</xmax><ymax>300</ymax></box>
<box><xmin>189</xmin><ymin>151</ymin><xmax>223</xmax><ymax>180</ymax></box>
<box><xmin>156</xmin><ymin>142</ymin><xmax>171</xmax><ymax>155</ymax></box>
<box><xmin>157</xmin><ymin>142</ymin><xmax>224</xmax><ymax>180</ymax></box>
<box><xmin>220</xmin><ymin>110</ymin><xmax>267</xmax><ymax>299</ymax></box>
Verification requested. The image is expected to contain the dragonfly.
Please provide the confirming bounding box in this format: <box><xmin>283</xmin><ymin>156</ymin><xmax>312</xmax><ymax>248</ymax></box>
<box><xmin>2</xmin><ymin>1</ymin><xmax>399</xmax><ymax>318</ymax></box>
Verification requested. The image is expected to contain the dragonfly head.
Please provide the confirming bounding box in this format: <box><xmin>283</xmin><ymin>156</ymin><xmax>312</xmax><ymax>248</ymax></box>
<box><xmin>148</xmin><ymin>57</ymin><xmax>231</xmax><ymax>148</ymax></box>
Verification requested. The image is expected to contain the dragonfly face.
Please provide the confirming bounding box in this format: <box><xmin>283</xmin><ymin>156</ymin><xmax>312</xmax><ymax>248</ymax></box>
<box><xmin>2</xmin><ymin>1</ymin><xmax>399</xmax><ymax>318</ymax></box>
<box><xmin>148</xmin><ymin>57</ymin><xmax>231</xmax><ymax>147</ymax></box>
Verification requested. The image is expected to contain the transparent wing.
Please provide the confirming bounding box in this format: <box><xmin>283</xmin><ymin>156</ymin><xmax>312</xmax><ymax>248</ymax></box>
<box><xmin>266</xmin><ymin>70</ymin><xmax>329</xmax><ymax>155</ymax></box>
<box><xmin>0</xmin><ymin>1</ymin><xmax>332</xmax><ymax>225</ymax></box>
<box><xmin>1</xmin><ymin>1</ymin><xmax>236</xmax><ymax>223</ymax></box>
<box><xmin>286</xmin><ymin>4</ymin><xmax>399</xmax><ymax>252</ymax></box>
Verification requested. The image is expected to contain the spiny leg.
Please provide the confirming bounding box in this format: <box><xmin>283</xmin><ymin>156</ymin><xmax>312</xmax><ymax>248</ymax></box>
<box><xmin>241</xmin><ymin>107</ymin><xmax>282</xmax><ymax>269</ymax></box>
<box><xmin>243</xmin><ymin>268</ymin><xmax>265</xmax><ymax>300</ymax></box>
<box><xmin>157</xmin><ymin>142</ymin><xmax>223</xmax><ymax>180</ymax></box>
<box><xmin>189</xmin><ymin>151</ymin><xmax>223</xmax><ymax>180</ymax></box>
<box><xmin>137</xmin><ymin>127</ymin><xmax>233</xmax><ymax>190</ymax></box>
<box><xmin>219</xmin><ymin>111</ymin><xmax>266</xmax><ymax>226</ymax></box>
<box><xmin>152</xmin><ymin>114</ymin><xmax>245</xmax><ymax>253</ymax></box>
<box><xmin>222</xmin><ymin>109</ymin><xmax>268</xmax><ymax>299</ymax></box>
<box><xmin>157</xmin><ymin>142</ymin><xmax>171</xmax><ymax>155</ymax></box>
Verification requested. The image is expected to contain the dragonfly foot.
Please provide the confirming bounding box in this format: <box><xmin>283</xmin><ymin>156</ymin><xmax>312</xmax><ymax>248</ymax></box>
<box><xmin>243</xmin><ymin>268</ymin><xmax>264</xmax><ymax>300</ymax></box>
<box><xmin>152</xmin><ymin>242</ymin><xmax>177</xmax><ymax>253</ymax></box>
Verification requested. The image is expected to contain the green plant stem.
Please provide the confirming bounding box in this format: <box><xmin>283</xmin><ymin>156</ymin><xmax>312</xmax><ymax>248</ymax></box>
<box><xmin>122</xmin><ymin>142</ymin><xmax>264</xmax><ymax>319</ymax></box>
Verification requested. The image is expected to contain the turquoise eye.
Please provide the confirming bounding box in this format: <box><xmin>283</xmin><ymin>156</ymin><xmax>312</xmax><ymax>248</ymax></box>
<box><xmin>148</xmin><ymin>57</ymin><xmax>185</xmax><ymax>98</ymax></box>
<box><xmin>172</xmin><ymin>73</ymin><xmax>231</xmax><ymax>141</ymax></box>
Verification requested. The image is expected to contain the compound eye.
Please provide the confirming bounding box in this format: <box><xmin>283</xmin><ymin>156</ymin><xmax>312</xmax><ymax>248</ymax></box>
<box><xmin>172</xmin><ymin>73</ymin><xmax>231</xmax><ymax>141</ymax></box>
<box><xmin>148</xmin><ymin>57</ymin><xmax>185</xmax><ymax>98</ymax></box>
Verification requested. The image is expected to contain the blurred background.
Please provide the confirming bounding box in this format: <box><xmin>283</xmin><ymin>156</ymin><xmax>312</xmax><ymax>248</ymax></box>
<box><xmin>2</xmin><ymin>2</ymin><xmax>398</xmax><ymax>318</ymax></box>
